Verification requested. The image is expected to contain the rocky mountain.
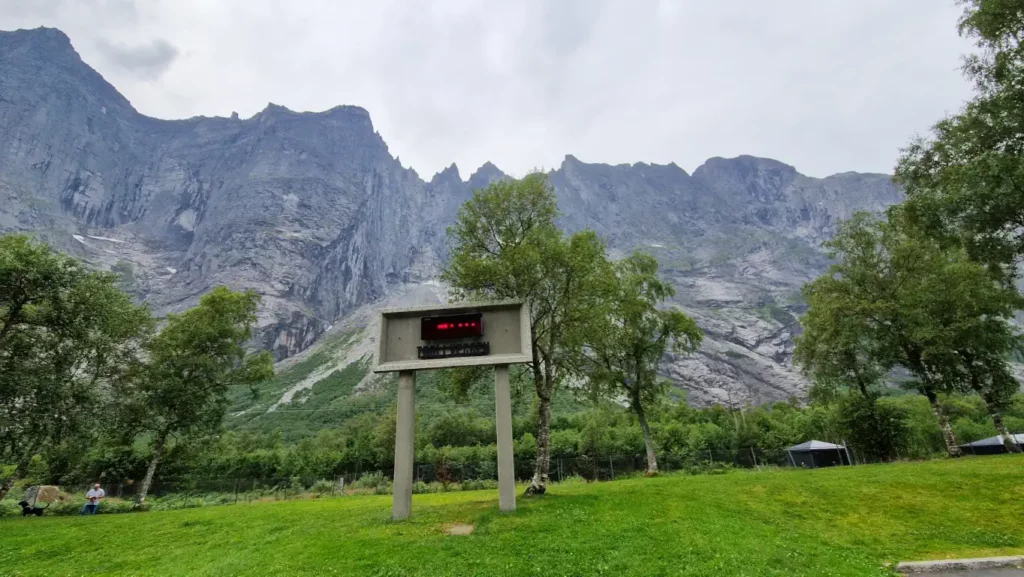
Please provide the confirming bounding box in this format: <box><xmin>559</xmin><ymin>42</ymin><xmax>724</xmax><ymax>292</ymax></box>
<box><xmin>0</xmin><ymin>27</ymin><xmax>903</xmax><ymax>409</ymax></box>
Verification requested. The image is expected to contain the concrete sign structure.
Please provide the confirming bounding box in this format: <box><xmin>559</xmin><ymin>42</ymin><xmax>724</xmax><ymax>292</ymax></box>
<box><xmin>374</xmin><ymin>300</ymin><xmax>532</xmax><ymax>520</ymax></box>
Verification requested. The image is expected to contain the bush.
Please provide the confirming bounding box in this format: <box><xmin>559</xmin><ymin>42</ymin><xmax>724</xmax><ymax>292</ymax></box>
<box><xmin>311</xmin><ymin>479</ymin><xmax>337</xmax><ymax>497</ymax></box>
<box><xmin>351</xmin><ymin>472</ymin><xmax>393</xmax><ymax>494</ymax></box>
<box><xmin>460</xmin><ymin>479</ymin><xmax>498</xmax><ymax>491</ymax></box>
<box><xmin>952</xmin><ymin>417</ymin><xmax>997</xmax><ymax>445</ymax></box>
<box><xmin>839</xmin><ymin>394</ymin><xmax>911</xmax><ymax>462</ymax></box>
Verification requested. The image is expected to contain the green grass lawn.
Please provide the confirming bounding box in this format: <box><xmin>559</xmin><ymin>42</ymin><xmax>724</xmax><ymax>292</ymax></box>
<box><xmin>3</xmin><ymin>456</ymin><xmax>1023</xmax><ymax>577</ymax></box>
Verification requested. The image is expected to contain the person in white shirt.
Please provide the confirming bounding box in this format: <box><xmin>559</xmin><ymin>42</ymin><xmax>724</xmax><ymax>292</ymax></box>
<box><xmin>81</xmin><ymin>483</ymin><xmax>105</xmax><ymax>515</ymax></box>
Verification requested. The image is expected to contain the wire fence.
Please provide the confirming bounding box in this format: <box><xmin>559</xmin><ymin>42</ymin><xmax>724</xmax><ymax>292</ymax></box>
<box><xmin>42</xmin><ymin>444</ymin><xmax>888</xmax><ymax>508</ymax></box>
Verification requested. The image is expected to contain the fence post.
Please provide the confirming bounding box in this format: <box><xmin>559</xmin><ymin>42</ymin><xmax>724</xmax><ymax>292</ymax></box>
<box><xmin>609</xmin><ymin>458</ymin><xmax>615</xmax><ymax>480</ymax></box>
<box><xmin>708</xmin><ymin>450</ymin><xmax>714</xmax><ymax>463</ymax></box>
<box><xmin>233</xmin><ymin>479</ymin><xmax>239</xmax><ymax>504</ymax></box>
<box><xmin>750</xmin><ymin>447</ymin><xmax>758</xmax><ymax>469</ymax></box>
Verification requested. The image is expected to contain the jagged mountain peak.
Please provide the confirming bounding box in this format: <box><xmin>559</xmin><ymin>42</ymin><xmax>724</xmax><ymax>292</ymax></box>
<box><xmin>0</xmin><ymin>26</ymin><xmax>74</xmax><ymax>52</ymax></box>
<box><xmin>694</xmin><ymin>155</ymin><xmax>798</xmax><ymax>177</ymax></box>
<box><xmin>254</xmin><ymin>102</ymin><xmax>373</xmax><ymax>124</ymax></box>
<box><xmin>430</xmin><ymin>163</ymin><xmax>462</xmax><ymax>185</ymax></box>
<box><xmin>559</xmin><ymin>154</ymin><xmax>692</xmax><ymax>179</ymax></box>
<box><xmin>0</xmin><ymin>27</ymin><xmax>136</xmax><ymax>114</ymax></box>
<box><xmin>691</xmin><ymin>155</ymin><xmax>801</xmax><ymax>204</ymax></box>
<box><xmin>0</xmin><ymin>27</ymin><xmax>906</xmax><ymax>407</ymax></box>
<box><xmin>467</xmin><ymin>161</ymin><xmax>507</xmax><ymax>191</ymax></box>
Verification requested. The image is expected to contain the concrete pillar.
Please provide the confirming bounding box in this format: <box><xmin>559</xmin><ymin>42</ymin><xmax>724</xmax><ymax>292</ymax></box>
<box><xmin>392</xmin><ymin>370</ymin><xmax>416</xmax><ymax>520</ymax></box>
<box><xmin>494</xmin><ymin>365</ymin><xmax>516</xmax><ymax>512</ymax></box>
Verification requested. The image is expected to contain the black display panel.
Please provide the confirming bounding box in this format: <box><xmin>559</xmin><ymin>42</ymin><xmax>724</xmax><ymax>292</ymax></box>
<box><xmin>420</xmin><ymin>313</ymin><xmax>484</xmax><ymax>341</ymax></box>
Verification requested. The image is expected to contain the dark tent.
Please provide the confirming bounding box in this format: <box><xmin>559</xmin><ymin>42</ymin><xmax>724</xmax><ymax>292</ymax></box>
<box><xmin>786</xmin><ymin>440</ymin><xmax>851</xmax><ymax>468</ymax></box>
<box><xmin>959</xmin><ymin>434</ymin><xmax>1024</xmax><ymax>456</ymax></box>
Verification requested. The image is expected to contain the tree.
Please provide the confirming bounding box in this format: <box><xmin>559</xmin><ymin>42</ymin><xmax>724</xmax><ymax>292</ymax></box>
<box><xmin>580</xmin><ymin>252</ymin><xmax>702</xmax><ymax>474</ymax></box>
<box><xmin>835</xmin><ymin>393</ymin><xmax>911</xmax><ymax>462</ymax></box>
<box><xmin>0</xmin><ymin>234</ymin><xmax>152</xmax><ymax>499</ymax></box>
<box><xmin>796</xmin><ymin>211</ymin><xmax>1022</xmax><ymax>457</ymax></box>
<box><xmin>952</xmin><ymin>342</ymin><xmax>1023</xmax><ymax>452</ymax></box>
<box><xmin>123</xmin><ymin>287</ymin><xmax>274</xmax><ymax>506</ymax></box>
<box><xmin>897</xmin><ymin>1</ymin><xmax>1024</xmax><ymax>273</ymax></box>
<box><xmin>442</xmin><ymin>173</ymin><xmax>611</xmax><ymax>495</ymax></box>
<box><xmin>891</xmin><ymin>0</ymin><xmax>1024</xmax><ymax>454</ymax></box>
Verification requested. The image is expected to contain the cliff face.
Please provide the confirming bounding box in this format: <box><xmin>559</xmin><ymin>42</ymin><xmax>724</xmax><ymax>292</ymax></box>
<box><xmin>0</xmin><ymin>27</ymin><xmax>903</xmax><ymax>406</ymax></box>
<box><xmin>0</xmin><ymin>27</ymin><xmax>482</xmax><ymax>359</ymax></box>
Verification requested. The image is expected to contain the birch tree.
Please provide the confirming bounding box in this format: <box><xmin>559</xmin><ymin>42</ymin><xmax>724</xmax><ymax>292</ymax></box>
<box><xmin>0</xmin><ymin>234</ymin><xmax>152</xmax><ymax>499</ymax></box>
<box><xmin>124</xmin><ymin>287</ymin><xmax>273</xmax><ymax>506</ymax></box>
<box><xmin>580</xmin><ymin>252</ymin><xmax>702</xmax><ymax>474</ymax></box>
<box><xmin>442</xmin><ymin>173</ymin><xmax>611</xmax><ymax>495</ymax></box>
<box><xmin>899</xmin><ymin>0</ymin><xmax>1024</xmax><ymax>273</ymax></box>
<box><xmin>797</xmin><ymin>211</ymin><xmax>1022</xmax><ymax>457</ymax></box>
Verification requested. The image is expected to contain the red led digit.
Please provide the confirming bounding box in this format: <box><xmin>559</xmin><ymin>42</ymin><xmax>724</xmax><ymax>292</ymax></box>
<box><xmin>421</xmin><ymin>313</ymin><xmax>484</xmax><ymax>340</ymax></box>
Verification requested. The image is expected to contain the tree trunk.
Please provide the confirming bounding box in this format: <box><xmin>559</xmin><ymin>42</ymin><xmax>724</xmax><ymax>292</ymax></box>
<box><xmin>631</xmin><ymin>392</ymin><xmax>658</xmax><ymax>475</ymax></box>
<box><xmin>0</xmin><ymin>458</ymin><xmax>30</xmax><ymax>501</ymax></box>
<box><xmin>524</xmin><ymin>392</ymin><xmax>552</xmax><ymax>496</ymax></box>
<box><xmin>137</xmin><ymin>431</ymin><xmax>168</xmax><ymax>507</ymax></box>
<box><xmin>991</xmin><ymin>411</ymin><xmax>1021</xmax><ymax>453</ymax></box>
<box><xmin>925</xmin><ymin>390</ymin><xmax>961</xmax><ymax>458</ymax></box>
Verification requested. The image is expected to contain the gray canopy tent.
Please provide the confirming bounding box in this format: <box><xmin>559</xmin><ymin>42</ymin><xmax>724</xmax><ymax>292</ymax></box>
<box><xmin>959</xmin><ymin>434</ymin><xmax>1024</xmax><ymax>456</ymax></box>
<box><xmin>786</xmin><ymin>440</ymin><xmax>852</xmax><ymax>468</ymax></box>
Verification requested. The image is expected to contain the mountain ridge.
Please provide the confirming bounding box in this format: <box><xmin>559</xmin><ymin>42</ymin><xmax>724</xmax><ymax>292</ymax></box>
<box><xmin>0</xmin><ymin>26</ymin><xmax>904</xmax><ymax>407</ymax></box>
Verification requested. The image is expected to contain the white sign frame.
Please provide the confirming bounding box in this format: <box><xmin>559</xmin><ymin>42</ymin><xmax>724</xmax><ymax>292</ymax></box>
<box><xmin>373</xmin><ymin>300</ymin><xmax>532</xmax><ymax>373</ymax></box>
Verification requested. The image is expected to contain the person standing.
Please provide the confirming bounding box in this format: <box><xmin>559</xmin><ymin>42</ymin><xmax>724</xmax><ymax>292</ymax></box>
<box><xmin>81</xmin><ymin>483</ymin><xmax>105</xmax><ymax>515</ymax></box>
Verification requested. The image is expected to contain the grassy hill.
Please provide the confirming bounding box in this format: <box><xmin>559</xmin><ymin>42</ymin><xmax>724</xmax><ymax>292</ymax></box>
<box><xmin>4</xmin><ymin>456</ymin><xmax>1022</xmax><ymax>576</ymax></box>
<box><xmin>225</xmin><ymin>328</ymin><xmax>589</xmax><ymax>442</ymax></box>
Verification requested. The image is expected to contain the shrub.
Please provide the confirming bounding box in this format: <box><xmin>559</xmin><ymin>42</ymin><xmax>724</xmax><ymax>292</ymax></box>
<box><xmin>460</xmin><ymin>479</ymin><xmax>498</xmax><ymax>491</ymax></box>
<box><xmin>839</xmin><ymin>394</ymin><xmax>911</xmax><ymax>462</ymax></box>
<box><xmin>310</xmin><ymin>479</ymin><xmax>337</xmax><ymax>496</ymax></box>
<box><xmin>351</xmin><ymin>472</ymin><xmax>388</xmax><ymax>490</ymax></box>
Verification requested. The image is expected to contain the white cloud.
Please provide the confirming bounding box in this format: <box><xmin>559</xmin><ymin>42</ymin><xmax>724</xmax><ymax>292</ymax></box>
<box><xmin>0</xmin><ymin>0</ymin><xmax>973</xmax><ymax>179</ymax></box>
<box><xmin>95</xmin><ymin>37</ymin><xmax>178</xmax><ymax>80</ymax></box>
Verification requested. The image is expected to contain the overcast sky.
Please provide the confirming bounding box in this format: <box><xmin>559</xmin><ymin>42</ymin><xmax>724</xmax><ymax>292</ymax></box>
<box><xmin>1</xmin><ymin>0</ymin><xmax>974</xmax><ymax>179</ymax></box>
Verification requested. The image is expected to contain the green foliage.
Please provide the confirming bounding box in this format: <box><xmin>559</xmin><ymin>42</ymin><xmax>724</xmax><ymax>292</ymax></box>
<box><xmin>583</xmin><ymin>252</ymin><xmax>703</xmax><ymax>408</ymax></box>
<box><xmin>794</xmin><ymin>211</ymin><xmax>1023</xmax><ymax>454</ymax></box>
<box><xmin>125</xmin><ymin>287</ymin><xmax>274</xmax><ymax>442</ymax></box>
<box><xmin>897</xmin><ymin>0</ymin><xmax>1024</xmax><ymax>271</ymax></box>
<box><xmin>0</xmin><ymin>234</ymin><xmax>153</xmax><ymax>494</ymax></box>
<box><xmin>756</xmin><ymin>302</ymin><xmax>795</xmax><ymax>326</ymax></box>
<box><xmin>111</xmin><ymin>260</ymin><xmax>137</xmax><ymax>294</ymax></box>
<box><xmin>836</xmin><ymin>393</ymin><xmax>911</xmax><ymax>462</ymax></box>
<box><xmin>578</xmin><ymin>252</ymin><xmax>702</xmax><ymax>472</ymax></box>
<box><xmin>442</xmin><ymin>172</ymin><xmax>614</xmax><ymax>488</ymax></box>
<box><xmin>115</xmin><ymin>286</ymin><xmax>274</xmax><ymax>501</ymax></box>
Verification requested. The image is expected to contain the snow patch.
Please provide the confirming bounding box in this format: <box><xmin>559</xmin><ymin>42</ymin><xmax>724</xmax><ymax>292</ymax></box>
<box><xmin>86</xmin><ymin>235</ymin><xmax>124</xmax><ymax>243</ymax></box>
<box><xmin>166</xmin><ymin>267</ymin><xmax>177</xmax><ymax>274</ymax></box>
<box><xmin>176</xmin><ymin>209</ymin><xmax>197</xmax><ymax>231</ymax></box>
<box><xmin>72</xmin><ymin>234</ymin><xmax>85</xmax><ymax>243</ymax></box>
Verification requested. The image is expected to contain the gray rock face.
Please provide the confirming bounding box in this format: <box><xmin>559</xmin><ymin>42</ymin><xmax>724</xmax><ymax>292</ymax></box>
<box><xmin>0</xmin><ymin>27</ymin><xmax>903</xmax><ymax>405</ymax></box>
<box><xmin>0</xmin><ymin>27</ymin><xmax>476</xmax><ymax>359</ymax></box>
<box><xmin>547</xmin><ymin>155</ymin><xmax>902</xmax><ymax>405</ymax></box>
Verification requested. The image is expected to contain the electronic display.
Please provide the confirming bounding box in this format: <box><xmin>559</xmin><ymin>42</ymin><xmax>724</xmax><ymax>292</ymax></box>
<box><xmin>420</xmin><ymin>313</ymin><xmax>484</xmax><ymax>341</ymax></box>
